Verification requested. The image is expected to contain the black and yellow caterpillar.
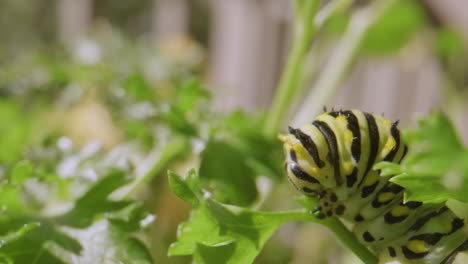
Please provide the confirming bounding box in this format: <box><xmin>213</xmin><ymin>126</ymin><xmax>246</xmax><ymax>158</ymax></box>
<box><xmin>281</xmin><ymin>109</ymin><xmax>468</xmax><ymax>264</ymax></box>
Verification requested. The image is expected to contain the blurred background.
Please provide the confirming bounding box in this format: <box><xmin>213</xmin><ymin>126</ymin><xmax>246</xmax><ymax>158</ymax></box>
<box><xmin>3</xmin><ymin>0</ymin><xmax>468</xmax><ymax>125</ymax></box>
<box><xmin>2</xmin><ymin>0</ymin><xmax>468</xmax><ymax>263</ymax></box>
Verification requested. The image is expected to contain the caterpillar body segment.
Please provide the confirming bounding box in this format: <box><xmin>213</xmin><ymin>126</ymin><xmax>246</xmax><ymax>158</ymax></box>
<box><xmin>282</xmin><ymin>109</ymin><xmax>467</xmax><ymax>264</ymax></box>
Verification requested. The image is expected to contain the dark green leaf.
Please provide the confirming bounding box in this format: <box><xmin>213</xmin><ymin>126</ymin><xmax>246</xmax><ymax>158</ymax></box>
<box><xmin>0</xmin><ymin>224</ymin><xmax>66</xmax><ymax>264</ymax></box>
<box><xmin>223</xmin><ymin>111</ymin><xmax>283</xmax><ymax>181</ymax></box>
<box><xmin>0</xmin><ymin>222</ymin><xmax>40</xmax><ymax>247</ymax></box>
<box><xmin>49</xmin><ymin>228</ymin><xmax>83</xmax><ymax>255</ymax></box>
<box><xmin>168</xmin><ymin>170</ymin><xmax>199</xmax><ymax>206</ymax></box>
<box><xmin>199</xmin><ymin>141</ymin><xmax>258</xmax><ymax>206</ymax></box>
<box><xmin>54</xmin><ymin>171</ymin><xmax>132</xmax><ymax>227</ymax></box>
<box><xmin>108</xmin><ymin>203</ymin><xmax>155</xmax><ymax>232</ymax></box>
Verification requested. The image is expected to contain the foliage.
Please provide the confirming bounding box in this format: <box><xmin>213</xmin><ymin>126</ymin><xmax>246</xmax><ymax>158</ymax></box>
<box><xmin>377</xmin><ymin>112</ymin><xmax>468</xmax><ymax>204</ymax></box>
<box><xmin>1</xmin><ymin>0</ymin><xmax>468</xmax><ymax>263</ymax></box>
<box><xmin>167</xmin><ymin>170</ymin><xmax>317</xmax><ymax>264</ymax></box>
<box><xmin>0</xmin><ymin>161</ymin><xmax>153</xmax><ymax>263</ymax></box>
<box><xmin>168</xmin><ymin>1</ymin><xmax>468</xmax><ymax>264</ymax></box>
<box><xmin>361</xmin><ymin>0</ymin><xmax>426</xmax><ymax>54</ymax></box>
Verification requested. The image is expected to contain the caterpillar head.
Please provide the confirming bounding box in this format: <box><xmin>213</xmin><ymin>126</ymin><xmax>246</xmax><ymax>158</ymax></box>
<box><xmin>279</xmin><ymin>126</ymin><xmax>327</xmax><ymax>198</ymax></box>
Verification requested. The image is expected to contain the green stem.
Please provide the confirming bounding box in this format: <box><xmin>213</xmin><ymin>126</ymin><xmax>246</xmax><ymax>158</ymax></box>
<box><xmin>113</xmin><ymin>137</ymin><xmax>189</xmax><ymax>199</ymax></box>
<box><xmin>323</xmin><ymin>217</ymin><xmax>378</xmax><ymax>264</ymax></box>
<box><xmin>293</xmin><ymin>0</ymin><xmax>397</xmax><ymax>125</ymax></box>
<box><xmin>270</xmin><ymin>209</ymin><xmax>378</xmax><ymax>263</ymax></box>
<box><xmin>264</xmin><ymin>0</ymin><xmax>319</xmax><ymax>137</ymax></box>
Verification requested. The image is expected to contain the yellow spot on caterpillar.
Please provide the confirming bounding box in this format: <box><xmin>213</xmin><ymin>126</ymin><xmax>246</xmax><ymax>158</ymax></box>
<box><xmin>363</xmin><ymin>172</ymin><xmax>378</xmax><ymax>186</ymax></box>
<box><xmin>293</xmin><ymin>145</ymin><xmax>312</xmax><ymax>162</ymax></box>
<box><xmin>378</xmin><ymin>192</ymin><xmax>395</xmax><ymax>203</ymax></box>
<box><xmin>342</xmin><ymin>161</ymin><xmax>354</xmax><ymax>176</ymax></box>
<box><xmin>336</xmin><ymin>115</ymin><xmax>347</xmax><ymax>122</ymax></box>
<box><xmin>391</xmin><ymin>205</ymin><xmax>409</xmax><ymax>217</ymax></box>
<box><xmin>311</xmin><ymin>167</ymin><xmax>319</xmax><ymax>175</ymax></box>
<box><xmin>278</xmin><ymin>134</ymin><xmax>287</xmax><ymax>142</ymax></box>
<box><xmin>344</xmin><ymin>129</ymin><xmax>354</xmax><ymax>147</ymax></box>
<box><xmin>406</xmin><ymin>240</ymin><xmax>428</xmax><ymax>254</ymax></box>
<box><xmin>279</xmin><ymin>134</ymin><xmax>296</xmax><ymax>146</ymax></box>
<box><xmin>382</xmin><ymin>118</ymin><xmax>392</xmax><ymax>126</ymax></box>
<box><xmin>383</xmin><ymin>137</ymin><xmax>396</xmax><ymax>156</ymax></box>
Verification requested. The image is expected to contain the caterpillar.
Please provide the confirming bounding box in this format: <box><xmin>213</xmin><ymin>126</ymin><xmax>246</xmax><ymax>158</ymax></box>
<box><xmin>281</xmin><ymin>109</ymin><xmax>468</xmax><ymax>264</ymax></box>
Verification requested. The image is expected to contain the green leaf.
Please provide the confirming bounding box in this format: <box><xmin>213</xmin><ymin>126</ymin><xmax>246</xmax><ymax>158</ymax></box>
<box><xmin>387</xmin><ymin>112</ymin><xmax>468</xmax><ymax>204</ymax></box>
<box><xmin>168</xmin><ymin>170</ymin><xmax>199</xmax><ymax>206</ymax></box>
<box><xmin>0</xmin><ymin>170</ymin><xmax>153</xmax><ymax>264</ymax></box>
<box><xmin>53</xmin><ymin>220</ymin><xmax>153</xmax><ymax>264</ymax></box>
<box><xmin>361</xmin><ymin>0</ymin><xmax>426</xmax><ymax>54</ymax></box>
<box><xmin>123</xmin><ymin>73</ymin><xmax>155</xmax><ymax>101</ymax></box>
<box><xmin>160</xmin><ymin>79</ymin><xmax>208</xmax><ymax>137</ymax></box>
<box><xmin>199</xmin><ymin>141</ymin><xmax>258</xmax><ymax>206</ymax></box>
<box><xmin>435</xmin><ymin>28</ymin><xmax>465</xmax><ymax>59</ymax></box>
<box><xmin>223</xmin><ymin>111</ymin><xmax>283</xmax><ymax>181</ymax></box>
<box><xmin>0</xmin><ymin>224</ymin><xmax>67</xmax><ymax>264</ymax></box>
<box><xmin>294</xmin><ymin>195</ymin><xmax>319</xmax><ymax>211</ymax></box>
<box><xmin>0</xmin><ymin>183</ymin><xmax>26</xmax><ymax>216</ymax></box>
<box><xmin>162</xmin><ymin>106</ymin><xmax>197</xmax><ymax>136</ymax></box>
<box><xmin>323</xmin><ymin>11</ymin><xmax>350</xmax><ymax>36</ymax></box>
<box><xmin>48</xmin><ymin>228</ymin><xmax>83</xmax><ymax>254</ymax></box>
<box><xmin>0</xmin><ymin>100</ymin><xmax>36</xmax><ymax>163</ymax></box>
<box><xmin>54</xmin><ymin>171</ymin><xmax>132</xmax><ymax>228</ymax></box>
<box><xmin>390</xmin><ymin>174</ymin><xmax>454</xmax><ymax>204</ymax></box>
<box><xmin>374</xmin><ymin>161</ymin><xmax>402</xmax><ymax>177</ymax></box>
<box><xmin>446</xmin><ymin>199</ymin><xmax>468</xmax><ymax>219</ymax></box>
<box><xmin>169</xmin><ymin>199</ymin><xmax>310</xmax><ymax>264</ymax></box>
<box><xmin>0</xmin><ymin>222</ymin><xmax>40</xmax><ymax>247</ymax></box>
<box><xmin>185</xmin><ymin>168</ymin><xmax>201</xmax><ymax>194</ymax></box>
<box><xmin>194</xmin><ymin>241</ymin><xmax>236</xmax><ymax>264</ymax></box>
<box><xmin>174</xmin><ymin>79</ymin><xmax>210</xmax><ymax>113</ymax></box>
<box><xmin>10</xmin><ymin>160</ymin><xmax>34</xmax><ymax>185</ymax></box>
<box><xmin>108</xmin><ymin>203</ymin><xmax>155</xmax><ymax>232</ymax></box>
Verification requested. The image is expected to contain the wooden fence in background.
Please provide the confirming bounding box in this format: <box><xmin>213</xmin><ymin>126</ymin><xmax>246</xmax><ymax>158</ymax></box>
<box><xmin>56</xmin><ymin>0</ymin><xmax>468</xmax><ymax>141</ymax></box>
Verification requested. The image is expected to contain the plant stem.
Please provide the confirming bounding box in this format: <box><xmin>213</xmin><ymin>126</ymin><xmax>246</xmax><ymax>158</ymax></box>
<box><xmin>323</xmin><ymin>217</ymin><xmax>378</xmax><ymax>264</ymax></box>
<box><xmin>271</xmin><ymin>208</ymin><xmax>378</xmax><ymax>263</ymax></box>
<box><xmin>293</xmin><ymin>0</ymin><xmax>397</xmax><ymax>126</ymax></box>
<box><xmin>264</xmin><ymin>0</ymin><xmax>319</xmax><ymax>137</ymax></box>
<box><xmin>114</xmin><ymin>137</ymin><xmax>189</xmax><ymax>199</ymax></box>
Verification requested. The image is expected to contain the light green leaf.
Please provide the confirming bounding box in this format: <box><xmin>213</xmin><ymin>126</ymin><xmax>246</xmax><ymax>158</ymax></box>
<box><xmin>10</xmin><ymin>160</ymin><xmax>33</xmax><ymax>185</ymax></box>
<box><xmin>374</xmin><ymin>161</ymin><xmax>402</xmax><ymax>177</ymax></box>
<box><xmin>361</xmin><ymin>0</ymin><xmax>426</xmax><ymax>54</ymax></box>
<box><xmin>387</xmin><ymin>112</ymin><xmax>468</xmax><ymax>204</ymax></box>
<box><xmin>435</xmin><ymin>28</ymin><xmax>465</xmax><ymax>59</ymax></box>
<box><xmin>123</xmin><ymin>73</ymin><xmax>155</xmax><ymax>101</ymax></box>
<box><xmin>194</xmin><ymin>241</ymin><xmax>236</xmax><ymax>264</ymax></box>
<box><xmin>169</xmin><ymin>198</ymin><xmax>312</xmax><ymax>264</ymax></box>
